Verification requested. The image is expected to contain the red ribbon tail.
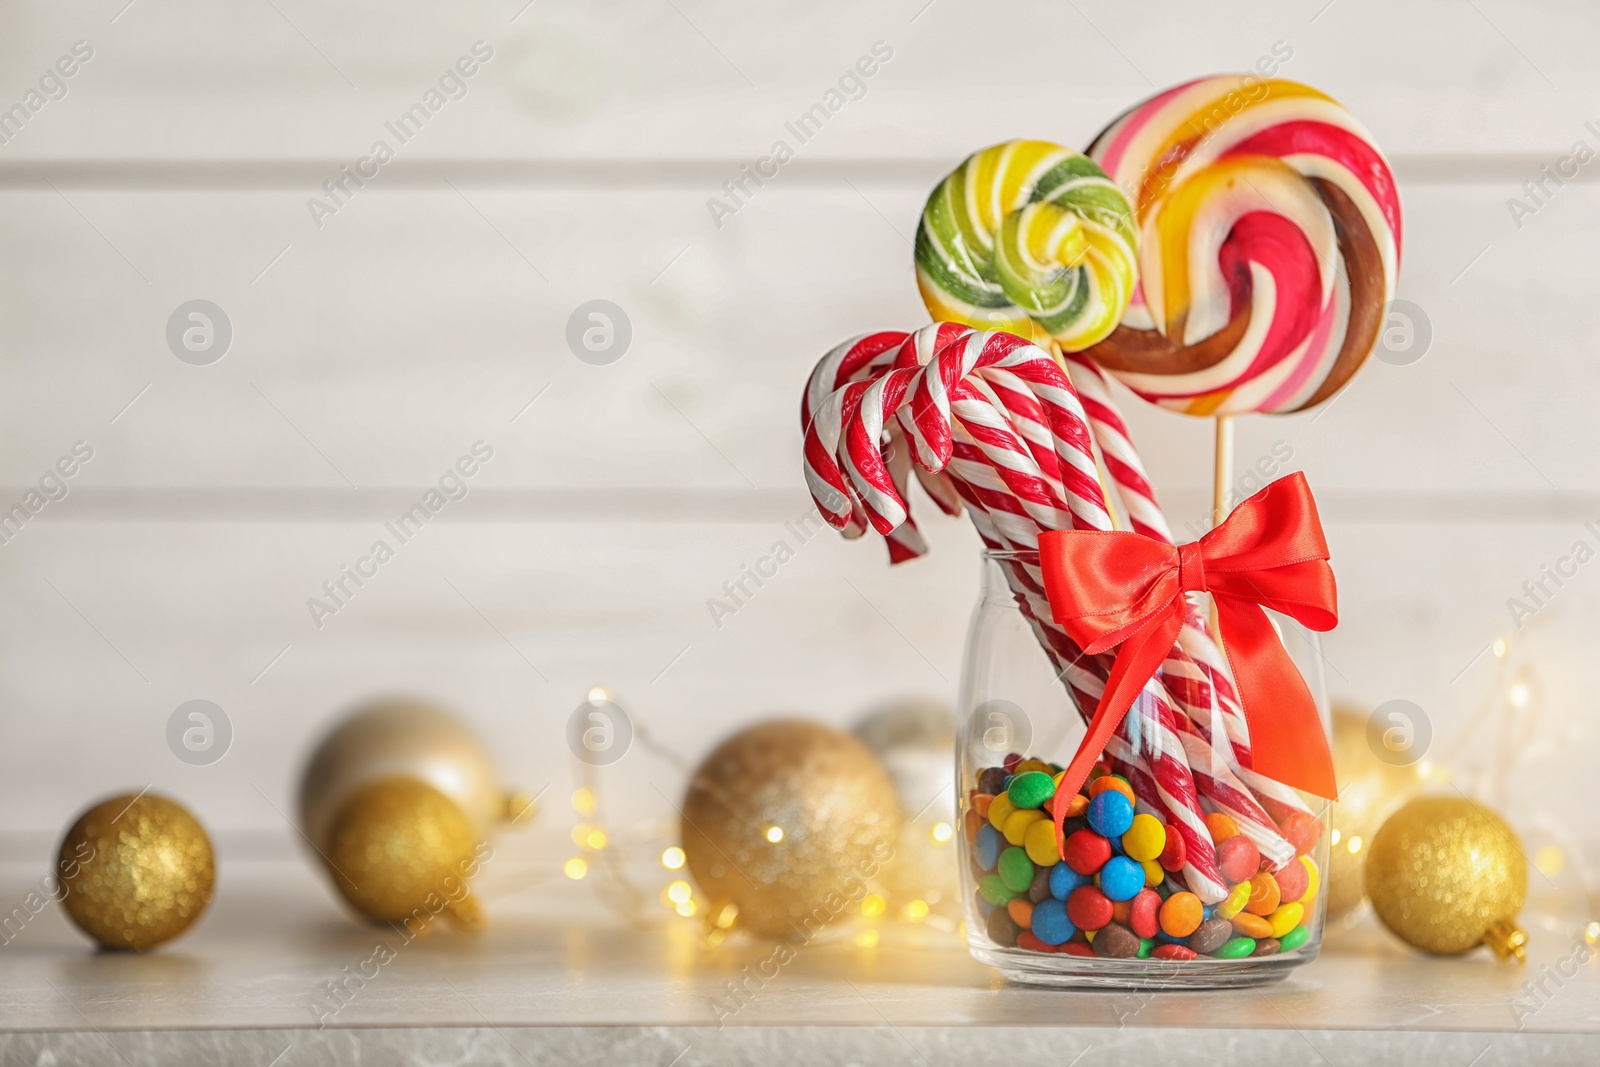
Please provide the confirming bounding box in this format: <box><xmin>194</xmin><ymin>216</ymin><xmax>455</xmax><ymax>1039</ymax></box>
<box><xmin>1217</xmin><ymin>598</ymin><xmax>1338</xmax><ymax>799</ymax></box>
<box><xmin>1053</xmin><ymin>611</ymin><xmax>1183</xmax><ymax>855</ymax></box>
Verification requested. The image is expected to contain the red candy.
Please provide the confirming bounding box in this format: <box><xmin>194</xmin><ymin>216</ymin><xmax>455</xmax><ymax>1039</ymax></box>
<box><xmin>1274</xmin><ymin>853</ymin><xmax>1310</xmax><ymax>903</ymax></box>
<box><xmin>1158</xmin><ymin>827</ymin><xmax>1186</xmax><ymax>873</ymax></box>
<box><xmin>1128</xmin><ymin>889</ymin><xmax>1161</xmax><ymax>939</ymax></box>
<box><xmin>1066</xmin><ymin>885</ymin><xmax>1114</xmax><ymax>931</ymax></box>
<box><xmin>1217</xmin><ymin>834</ymin><xmax>1262</xmax><ymax>884</ymax></box>
<box><xmin>1003</xmin><ymin>752</ymin><xmax>1024</xmax><ymax>773</ymax></box>
<box><xmin>1151</xmin><ymin>944</ymin><xmax>1198</xmax><ymax>960</ymax></box>
<box><xmin>1064</xmin><ymin>830</ymin><xmax>1111</xmax><ymax>875</ymax></box>
<box><xmin>1016</xmin><ymin>932</ymin><xmax>1058</xmax><ymax>953</ymax></box>
<box><xmin>1279</xmin><ymin>811</ymin><xmax>1321</xmax><ymax>856</ymax></box>
<box><xmin>1059</xmin><ymin>942</ymin><xmax>1097</xmax><ymax>958</ymax></box>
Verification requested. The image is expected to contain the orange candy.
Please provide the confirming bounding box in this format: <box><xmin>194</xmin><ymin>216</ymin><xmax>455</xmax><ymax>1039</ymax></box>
<box><xmin>1245</xmin><ymin>871</ymin><xmax>1282</xmax><ymax>917</ymax></box>
<box><xmin>1205</xmin><ymin>812</ymin><xmax>1239</xmax><ymax>844</ymax></box>
<box><xmin>972</xmin><ymin>794</ymin><xmax>995</xmax><ymax>819</ymax></box>
<box><xmin>1111</xmin><ymin>899</ymin><xmax>1132</xmax><ymax>925</ymax></box>
<box><xmin>1007</xmin><ymin>898</ymin><xmax>1034</xmax><ymax>930</ymax></box>
<box><xmin>1279</xmin><ymin>811</ymin><xmax>1322</xmax><ymax>856</ymax></box>
<box><xmin>1231</xmin><ymin>912</ymin><xmax>1273</xmax><ymax>939</ymax></box>
<box><xmin>1158</xmin><ymin>891</ymin><xmax>1204</xmax><ymax>937</ymax></box>
<box><xmin>1088</xmin><ymin>776</ymin><xmax>1136</xmax><ymax>805</ymax></box>
<box><xmin>1055</xmin><ymin>792</ymin><xmax>1090</xmax><ymax>819</ymax></box>
<box><xmin>963</xmin><ymin>808</ymin><xmax>984</xmax><ymax>844</ymax></box>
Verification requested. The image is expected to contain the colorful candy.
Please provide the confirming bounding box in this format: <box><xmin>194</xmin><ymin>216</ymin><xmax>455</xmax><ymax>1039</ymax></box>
<box><xmin>1064</xmin><ymin>829</ymin><xmax>1111</xmax><ymax>875</ymax></box>
<box><xmin>1049</xmin><ymin>862</ymin><xmax>1089</xmax><ymax>901</ymax></box>
<box><xmin>1158</xmin><ymin>891</ymin><xmax>1204</xmax><ymax>938</ymax></box>
<box><xmin>1122</xmin><ymin>813</ymin><xmax>1166</xmax><ymax>862</ymax></box>
<box><xmin>1274</xmin><ymin>851</ymin><xmax>1310</xmax><ymax>903</ymax></box>
<box><xmin>1085</xmin><ymin>76</ymin><xmax>1402</xmax><ymax>416</ymax></box>
<box><xmin>916</xmin><ymin>140</ymin><xmax>1138</xmax><ymax>352</ymax></box>
<box><xmin>998</xmin><ymin>848</ymin><xmax>1036</xmax><ymax>893</ymax></box>
<box><xmin>1087</xmin><ymin>790</ymin><xmax>1135</xmax><ymax>838</ymax></box>
<box><xmin>1098</xmin><ymin>856</ymin><xmax>1145</xmax><ymax>902</ymax></box>
<box><xmin>1031</xmin><ymin>898</ymin><xmax>1075</xmax><ymax>945</ymax></box>
<box><xmin>1092</xmin><ymin>922</ymin><xmax>1142</xmax><ymax>958</ymax></box>
<box><xmin>1007</xmin><ymin>770</ymin><xmax>1055</xmax><ymax>810</ymax></box>
<box><xmin>1216</xmin><ymin>834</ymin><xmax>1261</xmax><ymax>884</ymax></box>
<box><xmin>1024</xmin><ymin>818</ymin><xmax>1062</xmax><ymax>866</ymax></box>
<box><xmin>1245</xmin><ymin>871</ymin><xmax>1282</xmax><ymax>917</ymax></box>
<box><xmin>1279</xmin><ymin>925</ymin><xmax>1311</xmax><ymax>952</ymax></box>
<box><xmin>1213</xmin><ymin>936</ymin><xmax>1257</xmax><ymax>960</ymax></box>
<box><xmin>974</xmin><ymin>823</ymin><xmax>1003</xmax><ymax>870</ymax></box>
<box><xmin>1067</xmin><ymin>885</ymin><xmax>1114</xmax><ymax>931</ymax></box>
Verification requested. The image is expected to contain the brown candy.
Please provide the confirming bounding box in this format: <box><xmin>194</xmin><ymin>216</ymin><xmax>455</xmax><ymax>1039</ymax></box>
<box><xmin>978</xmin><ymin>767</ymin><xmax>1008</xmax><ymax>796</ymax></box>
<box><xmin>986</xmin><ymin>906</ymin><xmax>1020</xmax><ymax>947</ymax></box>
<box><xmin>1091</xmin><ymin>922</ymin><xmax>1141</xmax><ymax>958</ymax></box>
<box><xmin>1251</xmin><ymin>937</ymin><xmax>1281</xmax><ymax>957</ymax></box>
<box><xmin>1027</xmin><ymin>866</ymin><xmax>1054</xmax><ymax>904</ymax></box>
<box><xmin>1188</xmin><ymin>917</ymin><xmax>1234</xmax><ymax>955</ymax></box>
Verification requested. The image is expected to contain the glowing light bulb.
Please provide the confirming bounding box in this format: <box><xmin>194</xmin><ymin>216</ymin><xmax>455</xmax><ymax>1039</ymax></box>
<box><xmin>587</xmin><ymin>687</ymin><xmax>609</xmax><ymax>706</ymax></box>
<box><xmin>1585</xmin><ymin>922</ymin><xmax>1599</xmax><ymax>945</ymax></box>
<box><xmin>904</xmin><ymin>899</ymin><xmax>930</xmax><ymax>921</ymax></box>
<box><xmin>564</xmin><ymin>857</ymin><xmax>588</xmax><ymax>880</ymax></box>
<box><xmin>765</xmin><ymin>826</ymin><xmax>784</xmax><ymax>843</ymax></box>
<box><xmin>675</xmin><ymin>900</ymin><xmax>697</xmax><ymax>917</ymax></box>
<box><xmin>661</xmin><ymin>847</ymin><xmax>686</xmax><ymax>870</ymax></box>
<box><xmin>860</xmin><ymin>893</ymin><xmax>887</xmax><ymax>918</ymax></box>
<box><xmin>666</xmin><ymin>880</ymin><xmax>692</xmax><ymax>905</ymax></box>
<box><xmin>1510</xmin><ymin>682</ymin><xmax>1530</xmax><ymax>709</ymax></box>
<box><xmin>1330</xmin><ymin>828</ymin><xmax>1342</xmax><ymax>846</ymax></box>
<box><xmin>1346</xmin><ymin>835</ymin><xmax>1363</xmax><ymax>855</ymax></box>
<box><xmin>1493</xmin><ymin>638</ymin><xmax>1508</xmax><ymax>659</ymax></box>
<box><xmin>571</xmin><ymin>787</ymin><xmax>596</xmax><ymax>815</ymax></box>
<box><xmin>585</xmin><ymin>829</ymin><xmax>608</xmax><ymax>850</ymax></box>
<box><xmin>855</xmin><ymin>929</ymin><xmax>880</xmax><ymax>948</ymax></box>
<box><xmin>931</xmin><ymin>821</ymin><xmax>953</xmax><ymax>844</ymax></box>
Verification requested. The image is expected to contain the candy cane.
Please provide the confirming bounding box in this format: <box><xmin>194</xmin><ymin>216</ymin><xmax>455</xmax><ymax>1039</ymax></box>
<box><xmin>806</xmin><ymin>324</ymin><xmax>1228</xmax><ymax>901</ymax></box>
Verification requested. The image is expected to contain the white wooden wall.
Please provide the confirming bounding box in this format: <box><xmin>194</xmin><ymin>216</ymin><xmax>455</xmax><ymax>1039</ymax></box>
<box><xmin>1</xmin><ymin>0</ymin><xmax>1596</xmax><ymax>865</ymax></box>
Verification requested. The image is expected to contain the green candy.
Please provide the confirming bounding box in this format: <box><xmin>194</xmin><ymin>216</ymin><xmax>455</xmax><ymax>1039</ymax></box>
<box><xmin>1279</xmin><ymin>925</ymin><xmax>1311</xmax><ymax>952</ymax></box>
<box><xmin>1006</xmin><ymin>771</ymin><xmax>1055</xmax><ymax>810</ymax></box>
<box><xmin>997</xmin><ymin>847</ymin><xmax>1035</xmax><ymax>893</ymax></box>
<box><xmin>979</xmin><ymin>873</ymin><xmax>1016</xmax><ymax>906</ymax></box>
<box><xmin>1137</xmin><ymin>937</ymin><xmax>1154</xmax><ymax>959</ymax></box>
<box><xmin>1212</xmin><ymin>936</ymin><xmax>1257</xmax><ymax>960</ymax></box>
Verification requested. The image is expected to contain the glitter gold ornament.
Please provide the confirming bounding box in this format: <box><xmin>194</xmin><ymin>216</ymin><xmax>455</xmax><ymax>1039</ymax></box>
<box><xmin>1325</xmin><ymin>704</ymin><xmax>1416</xmax><ymax>922</ymax></box>
<box><xmin>58</xmin><ymin>793</ymin><xmax>214</xmax><ymax>951</ymax></box>
<box><xmin>1365</xmin><ymin>795</ymin><xmax>1528</xmax><ymax>958</ymax></box>
<box><xmin>681</xmin><ymin>720</ymin><xmax>902</xmax><ymax>938</ymax></box>
<box><xmin>322</xmin><ymin>776</ymin><xmax>488</xmax><ymax>930</ymax></box>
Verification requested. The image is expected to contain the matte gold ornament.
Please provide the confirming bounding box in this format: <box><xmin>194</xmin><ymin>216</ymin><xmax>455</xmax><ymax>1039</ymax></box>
<box><xmin>323</xmin><ymin>776</ymin><xmax>489</xmax><ymax>930</ymax></box>
<box><xmin>58</xmin><ymin>793</ymin><xmax>214</xmax><ymax>951</ymax></box>
<box><xmin>298</xmin><ymin>698</ymin><xmax>526</xmax><ymax>926</ymax></box>
<box><xmin>1325</xmin><ymin>704</ymin><xmax>1416</xmax><ymax>921</ymax></box>
<box><xmin>1365</xmin><ymin>795</ymin><xmax>1528</xmax><ymax>958</ymax></box>
<box><xmin>681</xmin><ymin>719</ymin><xmax>902</xmax><ymax>938</ymax></box>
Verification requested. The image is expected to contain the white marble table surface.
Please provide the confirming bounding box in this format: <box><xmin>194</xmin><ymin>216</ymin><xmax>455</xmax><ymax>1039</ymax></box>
<box><xmin>2</xmin><ymin>856</ymin><xmax>1597</xmax><ymax>1066</ymax></box>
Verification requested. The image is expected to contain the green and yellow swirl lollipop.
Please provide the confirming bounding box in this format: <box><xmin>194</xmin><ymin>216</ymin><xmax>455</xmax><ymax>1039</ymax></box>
<box><xmin>915</xmin><ymin>140</ymin><xmax>1138</xmax><ymax>351</ymax></box>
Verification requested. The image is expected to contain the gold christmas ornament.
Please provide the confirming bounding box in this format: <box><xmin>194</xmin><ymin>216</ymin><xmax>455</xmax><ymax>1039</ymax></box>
<box><xmin>58</xmin><ymin>793</ymin><xmax>214</xmax><ymax>951</ymax></box>
<box><xmin>681</xmin><ymin>719</ymin><xmax>902</xmax><ymax>938</ymax></box>
<box><xmin>323</xmin><ymin>776</ymin><xmax>489</xmax><ymax>930</ymax></box>
<box><xmin>1326</xmin><ymin>704</ymin><xmax>1416</xmax><ymax>921</ymax></box>
<box><xmin>298</xmin><ymin>698</ymin><xmax>526</xmax><ymax>926</ymax></box>
<box><xmin>1365</xmin><ymin>795</ymin><xmax>1528</xmax><ymax>958</ymax></box>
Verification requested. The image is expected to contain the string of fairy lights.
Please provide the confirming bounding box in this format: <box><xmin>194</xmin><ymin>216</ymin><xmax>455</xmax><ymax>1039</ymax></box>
<box><xmin>552</xmin><ymin>687</ymin><xmax>960</xmax><ymax>941</ymax></box>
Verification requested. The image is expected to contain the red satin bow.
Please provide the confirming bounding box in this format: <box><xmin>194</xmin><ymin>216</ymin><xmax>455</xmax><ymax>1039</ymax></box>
<box><xmin>1039</xmin><ymin>472</ymin><xmax>1339</xmax><ymax>822</ymax></box>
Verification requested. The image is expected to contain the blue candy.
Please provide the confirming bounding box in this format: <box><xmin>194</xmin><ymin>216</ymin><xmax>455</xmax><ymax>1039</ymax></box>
<box><xmin>1097</xmin><ymin>856</ymin><xmax>1144</xmax><ymax>902</ymax></box>
<box><xmin>1048</xmin><ymin>862</ymin><xmax>1089</xmax><ymax>900</ymax></box>
<box><xmin>1030</xmin><ymin>898</ymin><xmax>1076</xmax><ymax>945</ymax></box>
<box><xmin>974</xmin><ymin>823</ymin><xmax>1003</xmax><ymax>870</ymax></box>
<box><xmin>1087</xmin><ymin>790</ymin><xmax>1134</xmax><ymax>838</ymax></box>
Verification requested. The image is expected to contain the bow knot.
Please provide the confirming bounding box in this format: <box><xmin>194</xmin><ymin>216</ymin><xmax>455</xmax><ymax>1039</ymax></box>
<box><xmin>1038</xmin><ymin>472</ymin><xmax>1339</xmax><ymax>814</ymax></box>
<box><xmin>1177</xmin><ymin>541</ymin><xmax>1207</xmax><ymax>594</ymax></box>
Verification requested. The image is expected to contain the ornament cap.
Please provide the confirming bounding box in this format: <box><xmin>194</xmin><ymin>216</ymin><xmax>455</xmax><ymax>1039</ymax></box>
<box><xmin>1483</xmin><ymin>920</ymin><xmax>1528</xmax><ymax>963</ymax></box>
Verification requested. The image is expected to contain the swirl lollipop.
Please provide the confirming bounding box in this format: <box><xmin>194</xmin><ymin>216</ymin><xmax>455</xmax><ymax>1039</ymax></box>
<box><xmin>1084</xmin><ymin>75</ymin><xmax>1401</xmax><ymax>416</ymax></box>
<box><xmin>916</xmin><ymin>140</ymin><xmax>1138</xmax><ymax>352</ymax></box>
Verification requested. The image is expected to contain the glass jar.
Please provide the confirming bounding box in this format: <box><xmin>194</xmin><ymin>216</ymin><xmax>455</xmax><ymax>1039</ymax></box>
<box><xmin>958</xmin><ymin>551</ymin><xmax>1330</xmax><ymax>989</ymax></box>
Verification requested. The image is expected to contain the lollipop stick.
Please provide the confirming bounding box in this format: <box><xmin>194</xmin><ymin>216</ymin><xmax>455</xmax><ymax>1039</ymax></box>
<box><xmin>1212</xmin><ymin>414</ymin><xmax>1234</xmax><ymax>529</ymax></box>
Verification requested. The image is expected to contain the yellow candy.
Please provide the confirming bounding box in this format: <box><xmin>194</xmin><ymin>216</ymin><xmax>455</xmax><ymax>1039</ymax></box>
<box><xmin>1121</xmin><ymin>813</ymin><xmax>1166</xmax><ymax>862</ymax></box>
<box><xmin>1217</xmin><ymin>880</ymin><xmax>1251</xmax><ymax>920</ymax></box>
<box><xmin>1268</xmin><ymin>901</ymin><xmax>1304</xmax><ymax>938</ymax></box>
<box><xmin>1003</xmin><ymin>808</ymin><xmax>1045</xmax><ymax>846</ymax></box>
<box><xmin>1142</xmin><ymin>860</ymin><xmax>1165</xmax><ymax>887</ymax></box>
<box><xmin>1014</xmin><ymin>759</ymin><xmax>1052</xmax><ymax>776</ymax></box>
<box><xmin>1300</xmin><ymin>855</ymin><xmax>1320</xmax><ymax>899</ymax></box>
<box><xmin>988</xmin><ymin>793</ymin><xmax>1017</xmax><ymax>831</ymax></box>
<box><xmin>1024</xmin><ymin>818</ymin><xmax>1061</xmax><ymax>865</ymax></box>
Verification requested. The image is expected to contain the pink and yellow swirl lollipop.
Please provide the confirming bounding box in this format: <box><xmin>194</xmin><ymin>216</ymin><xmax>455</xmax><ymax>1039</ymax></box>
<box><xmin>1084</xmin><ymin>76</ymin><xmax>1402</xmax><ymax>415</ymax></box>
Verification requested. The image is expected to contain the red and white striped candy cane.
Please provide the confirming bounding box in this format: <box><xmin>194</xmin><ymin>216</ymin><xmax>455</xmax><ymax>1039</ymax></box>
<box><xmin>806</xmin><ymin>324</ymin><xmax>1228</xmax><ymax>901</ymax></box>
